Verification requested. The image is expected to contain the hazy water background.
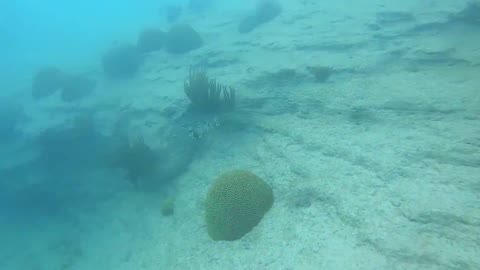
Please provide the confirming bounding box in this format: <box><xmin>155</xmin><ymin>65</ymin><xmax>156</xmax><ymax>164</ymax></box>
<box><xmin>2</xmin><ymin>1</ymin><xmax>172</xmax><ymax>93</ymax></box>
<box><xmin>1</xmin><ymin>0</ymin><xmax>479</xmax><ymax>269</ymax></box>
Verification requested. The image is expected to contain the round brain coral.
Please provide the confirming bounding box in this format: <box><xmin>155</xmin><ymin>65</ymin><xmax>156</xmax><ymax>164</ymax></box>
<box><xmin>205</xmin><ymin>170</ymin><xmax>274</xmax><ymax>241</ymax></box>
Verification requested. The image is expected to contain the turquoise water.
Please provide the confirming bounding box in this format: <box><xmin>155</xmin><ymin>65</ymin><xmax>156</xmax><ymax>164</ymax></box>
<box><xmin>1</xmin><ymin>1</ymin><xmax>479</xmax><ymax>269</ymax></box>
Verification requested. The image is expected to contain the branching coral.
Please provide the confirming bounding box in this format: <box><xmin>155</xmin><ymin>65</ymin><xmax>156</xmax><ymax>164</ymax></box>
<box><xmin>184</xmin><ymin>69</ymin><xmax>235</xmax><ymax>113</ymax></box>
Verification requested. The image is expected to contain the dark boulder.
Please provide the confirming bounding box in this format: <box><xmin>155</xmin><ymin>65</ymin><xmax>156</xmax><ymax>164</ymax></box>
<box><xmin>31</xmin><ymin>67</ymin><xmax>67</xmax><ymax>99</ymax></box>
<box><xmin>137</xmin><ymin>28</ymin><xmax>166</xmax><ymax>53</ymax></box>
<box><xmin>238</xmin><ymin>1</ymin><xmax>282</xmax><ymax>33</ymax></box>
<box><xmin>102</xmin><ymin>44</ymin><xmax>141</xmax><ymax>79</ymax></box>
<box><xmin>165</xmin><ymin>24</ymin><xmax>203</xmax><ymax>54</ymax></box>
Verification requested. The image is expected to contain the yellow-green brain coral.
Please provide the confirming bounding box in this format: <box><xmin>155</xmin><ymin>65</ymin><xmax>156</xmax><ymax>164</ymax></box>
<box><xmin>205</xmin><ymin>170</ymin><xmax>274</xmax><ymax>241</ymax></box>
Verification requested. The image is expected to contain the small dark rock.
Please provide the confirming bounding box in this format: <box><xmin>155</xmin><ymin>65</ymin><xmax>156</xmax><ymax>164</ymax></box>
<box><xmin>306</xmin><ymin>66</ymin><xmax>334</xmax><ymax>82</ymax></box>
<box><xmin>160</xmin><ymin>197</ymin><xmax>175</xmax><ymax>216</ymax></box>
<box><xmin>292</xmin><ymin>188</ymin><xmax>319</xmax><ymax>208</ymax></box>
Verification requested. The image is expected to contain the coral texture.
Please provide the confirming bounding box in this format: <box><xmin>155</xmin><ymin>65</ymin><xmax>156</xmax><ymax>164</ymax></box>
<box><xmin>205</xmin><ymin>170</ymin><xmax>273</xmax><ymax>241</ymax></box>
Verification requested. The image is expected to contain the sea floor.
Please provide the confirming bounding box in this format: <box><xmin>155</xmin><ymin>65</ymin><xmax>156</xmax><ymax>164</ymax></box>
<box><xmin>1</xmin><ymin>0</ymin><xmax>479</xmax><ymax>269</ymax></box>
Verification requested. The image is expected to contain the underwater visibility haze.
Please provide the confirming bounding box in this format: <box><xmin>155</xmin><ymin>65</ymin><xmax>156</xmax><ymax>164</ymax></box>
<box><xmin>0</xmin><ymin>0</ymin><xmax>479</xmax><ymax>269</ymax></box>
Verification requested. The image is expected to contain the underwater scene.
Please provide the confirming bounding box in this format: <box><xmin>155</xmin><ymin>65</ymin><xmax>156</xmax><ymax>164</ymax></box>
<box><xmin>0</xmin><ymin>0</ymin><xmax>479</xmax><ymax>269</ymax></box>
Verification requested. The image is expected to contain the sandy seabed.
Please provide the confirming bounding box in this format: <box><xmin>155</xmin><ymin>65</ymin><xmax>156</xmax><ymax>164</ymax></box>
<box><xmin>1</xmin><ymin>0</ymin><xmax>479</xmax><ymax>269</ymax></box>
